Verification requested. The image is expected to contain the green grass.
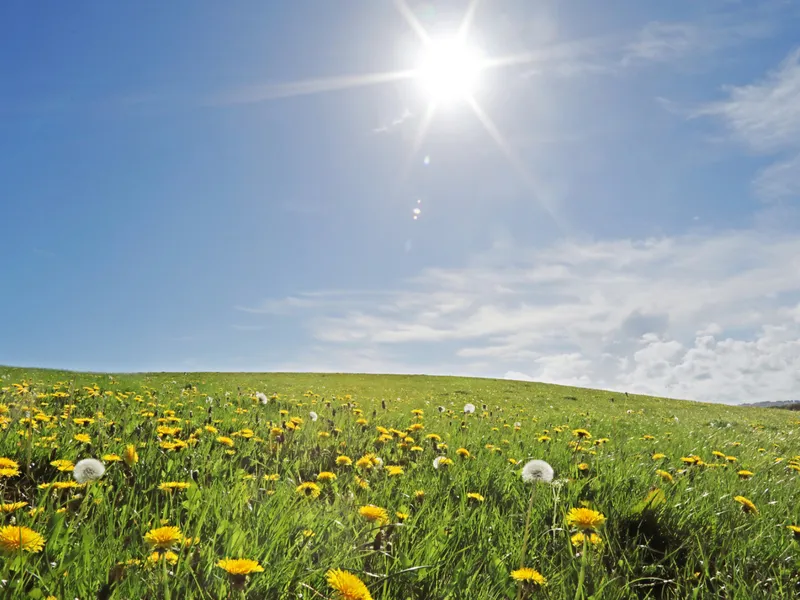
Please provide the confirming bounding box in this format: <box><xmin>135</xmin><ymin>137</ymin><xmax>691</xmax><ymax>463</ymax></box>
<box><xmin>1</xmin><ymin>365</ymin><xmax>799</xmax><ymax>599</ymax></box>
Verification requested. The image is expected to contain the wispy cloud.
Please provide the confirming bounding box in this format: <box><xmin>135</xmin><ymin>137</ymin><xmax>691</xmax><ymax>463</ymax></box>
<box><xmin>697</xmin><ymin>48</ymin><xmax>800</xmax><ymax>201</ymax></box>
<box><xmin>623</xmin><ymin>17</ymin><xmax>772</xmax><ymax>66</ymax></box>
<box><xmin>241</xmin><ymin>230</ymin><xmax>800</xmax><ymax>403</ymax></box>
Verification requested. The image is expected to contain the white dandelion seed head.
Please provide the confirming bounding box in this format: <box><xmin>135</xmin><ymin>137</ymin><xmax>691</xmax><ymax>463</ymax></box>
<box><xmin>73</xmin><ymin>458</ymin><xmax>106</xmax><ymax>484</ymax></box>
<box><xmin>433</xmin><ymin>456</ymin><xmax>445</xmax><ymax>469</ymax></box>
<box><xmin>206</xmin><ymin>396</ymin><xmax>214</xmax><ymax>405</ymax></box>
<box><xmin>627</xmin><ymin>409</ymin><xmax>634</xmax><ymax>414</ymax></box>
<box><xmin>514</xmin><ymin>422</ymin><xmax>521</xmax><ymax>428</ymax></box>
<box><xmin>463</xmin><ymin>403</ymin><xmax>476</xmax><ymax>414</ymax></box>
<box><xmin>521</xmin><ymin>459</ymin><xmax>554</xmax><ymax>483</ymax></box>
<box><xmin>438</xmin><ymin>406</ymin><xmax>446</xmax><ymax>413</ymax></box>
<box><xmin>309</xmin><ymin>411</ymin><xmax>318</xmax><ymax>422</ymax></box>
<box><xmin>256</xmin><ymin>392</ymin><xmax>268</xmax><ymax>405</ymax></box>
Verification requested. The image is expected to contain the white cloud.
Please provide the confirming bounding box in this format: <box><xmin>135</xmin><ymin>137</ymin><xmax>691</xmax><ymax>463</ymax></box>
<box><xmin>698</xmin><ymin>48</ymin><xmax>800</xmax><ymax>201</ymax></box>
<box><xmin>243</xmin><ymin>229</ymin><xmax>800</xmax><ymax>403</ymax></box>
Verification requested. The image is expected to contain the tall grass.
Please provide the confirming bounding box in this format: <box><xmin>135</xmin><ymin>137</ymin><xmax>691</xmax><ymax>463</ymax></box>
<box><xmin>0</xmin><ymin>367</ymin><xmax>798</xmax><ymax>599</ymax></box>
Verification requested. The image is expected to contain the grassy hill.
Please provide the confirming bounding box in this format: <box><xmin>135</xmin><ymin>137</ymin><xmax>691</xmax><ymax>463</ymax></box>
<box><xmin>1</xmin><ymin>365</ymin><xmax>798</xmax><ymax>599</ymax></box>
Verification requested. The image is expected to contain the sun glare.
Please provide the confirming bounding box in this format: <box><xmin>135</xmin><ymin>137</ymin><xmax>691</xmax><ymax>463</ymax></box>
<box><xmin>416</xmin><ymin>37</ymin><xmax>484</xmax><ymax>103</ymax></box>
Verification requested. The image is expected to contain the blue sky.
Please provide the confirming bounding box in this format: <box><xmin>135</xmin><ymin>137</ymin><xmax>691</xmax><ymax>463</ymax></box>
<box><xmin>2</xmin><ymin>0</ymin><xmax>800</xmax><ymax>403</ymax></box>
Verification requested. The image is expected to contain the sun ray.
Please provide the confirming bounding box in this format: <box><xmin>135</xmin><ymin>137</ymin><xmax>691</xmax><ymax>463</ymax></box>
<box><xmin>394</xmin><ymin>0</ymin><xmax>431</xmax><ymax>45</ymax></box>
<box><xmin>457</xmin><ymin>0</ymin><xmax>481</xmax><ymax>41</ymax></box>
<box><xmin>212</xmin><ymin>69</ymin><xmax>417</xmax><ymax>105</ymax></box>
<box><xmin>467</xmin><ymin>97</ymin><xmax>566</xmax><ymax>232</ymax></box>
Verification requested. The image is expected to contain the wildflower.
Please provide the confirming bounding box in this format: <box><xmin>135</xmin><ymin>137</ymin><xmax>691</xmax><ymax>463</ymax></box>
<box><xmin>570</xmin><ymin>532</ymin><xmax>603</xmax><ymax>547</ymax></box>
<box><xmin>359</xmin><ymin>505</ymin><xmax>389</xmax><ymax>526</ymax></box>
<box><xmin>396</xmin><ymin>511</ymin><xmax>409</xmax><ymax>521</ymax></box>
<box><xmin>51</xmin><ymin>459</ymin><xmax>75</xmax><ymax>472</ymax></box>
<box><xmin>72</xmin><ymin>458</ymin><xmax>105</xmax><ymax>484</ymax></box>
<box><xmin>309</xmin><ymin>411</ymin><xmax>318</xmax><ymax>422</ymax></box>
<box><xmin>218</xmin><ymin>558</ymin><xmax>264</xmax><ymax>588</ymax></box>
<box><xmin>455</xmin><ymin>447</ymin><xmax>470</xmax><ymax>459</ymax></box>
<box><xmin>788</xmin><ymin>525</ymin><xmax>800</xmax><ymax>539</ymax></box>
<box><xmin>510</xmin><ymin>567</ymin><xmax>547</xmax><ymax>586</ymax></box>
<box><xmin>0</xmin><ymin>525</ymin><xmax>45</xmax><ymax>553</ymax></box>
<box><xmin>264</xmin><ymin>474</ymin><xmax>280</xmax><ymax>481</ymax></box>
<box><xmin>414</xmin><ymin>490</ymin><xmax>425</xmax><ymax>502</ymax></box>
<box><xmin>74</xmin><ymin>433</ymin><xmax>91</xmax><ymax>444</ymax></box>
<box><xmin>577</xmin><ymin>463</ymin><xmax>590</xmax><ymax>473</ymax></box>
<box><xmin>336</xmin><ymin>455</ymin><xmax>353</xmax><ymax>467</ymax></box>
<box><xmin>656</xmin><ymin>469</ymin><xmax>674</xmax><ymax>483</ymax></box>
<box><xmin>463</xmin><ymin>403</ymin><xmax>476</xmax><ymax>414</ymax></box>
<box><xmin>381</xmin><ymin>465</ymin><xmax>403</xmax><ymax>478</ymax></box>
<box><xmin>537</xmin><ymin>435</ymin><xmax>551</xmax><ymax>442</ymax></box>
<box><xmin>521</xmin><ymin>460</ymin><xmax>554</xmax><ymax>483</ymax></box>
<box><xmin>216</xmin><ymin>436</ymin><xmax>234</xmax><ymax>447</ymax></box>
<box><xmin>356</xmin><ymin>453</ymin><xmax>379</xmax><ymax>470</ymax></box>
<box><xmin>123</xmin><ymin>444</ymin><xmax>138</xmax><ymax>467</ymax></box>
<box><xmin>432</xmin><ymin>456</ymin><xmax>453</xmax><ymax>469</ymax></box>
<box><xmin>566</xmin><ymin>507</ymin><xmax>606</xmax><ymax>531</ymax></box>
<box><xmin>326</xmin><ymin>568</ymin><xmax>373</xmax><ymax>600</ymax></box>
<box><xmin>217</xmin><ymin>558</ymin><xmax>264</xmax><ymax>575</ymax></box>
<box><xmin>651</xmin><ymin>453</ymin><xmax>666</xmax><ymax>460</ymax></box>
<box><xmin>354</xmin><ymin>476</ymin><xmax>370</xmax><ymax>490</ymax></box>
<box><xmin>144</xmin><ymin>526</ymin><xmax>182</xmax><ymax>549</ymax></box>
<box><xmin>256</xmin><ymin>392</ymin><xmax>268</xmax><ymax>404</ymax></box>
<box><xmin>302</xmin><ymin>529</ymin><xmax>315</xmax><ymax>538</ymax></box>
<box><xmin>737</xmin><ymin>470</ymin><xmax>754</xmax><ymax>480</ymax></box>
<box><xmin>158</xmin><ymin>482</ymin><xmax>191</xmax><ymax>493</ymax></box>
<box><xmin>734</xmin><ymin>495</ymin><xmax>758</xmax><ymax>514</ymax></box>
<box><xmin>466</xmin><ymin>492</ymin><xmax>484</xmax><ymax>503</ymax></box>
<box><xmin>102</xmin><ymin>454</ymin><xmax>122</xmax><ymax>462</ymax></box>
<box><xmin>572</xmin><ymin>429</ymin><xmax>591</xmax><ymax>439</ymax></box>
<box><xmin>0</xmin><ymin>501</ymin><xmax>28</xmax><ymax>514</ymax></box>
<box><xmin>317</xmin><ymin>471</ymin><xmax>337</xmax><ymax>482</ymax></box>
<box><xmin>296</xmin><ymin>482</ymin><xmax>321</xmax><ymax>499</ymax></box>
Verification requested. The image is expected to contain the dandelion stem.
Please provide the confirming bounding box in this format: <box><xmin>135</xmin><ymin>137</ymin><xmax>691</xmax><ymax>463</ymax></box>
<box><xmin>516</xmin><ymin>484</ymin><xmax>536</xmax><ymax>600</ymax></box>
<box><xmin>574</xmin><ymin>536</ymin><xmax>588</xmax><ymax>600</ymax></box>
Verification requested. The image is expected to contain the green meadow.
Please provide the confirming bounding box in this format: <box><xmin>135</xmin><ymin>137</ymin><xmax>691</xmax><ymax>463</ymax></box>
<box><xmin>1</xmin><ymin>366</ymin><xmax>798</xmax><ymax>599</ymax></box>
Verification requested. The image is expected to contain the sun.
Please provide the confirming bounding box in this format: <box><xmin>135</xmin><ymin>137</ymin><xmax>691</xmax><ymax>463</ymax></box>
<box><xmin>416</xmin><ymin>37</ymin><xmax>484</xmax><ymax>103</ymax></box>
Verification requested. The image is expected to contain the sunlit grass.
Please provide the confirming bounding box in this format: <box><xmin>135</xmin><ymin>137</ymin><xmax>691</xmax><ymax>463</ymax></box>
<box><xmin>0</xmin><ymin>367</ymin><xmax>798</xmax><ymax>599</ymax></box>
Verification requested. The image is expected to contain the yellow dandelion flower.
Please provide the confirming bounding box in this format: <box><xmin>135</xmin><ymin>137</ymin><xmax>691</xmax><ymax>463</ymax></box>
<box><xmin>0</xmin><ymin>525</ymin><xmax>45</xmax><ymax>553</ymax></box>
<box><xmin>396</xmin><ymin>511</ymin><xmax>409</xmax><ymax>521</ymax></box>
<box><xmin>50</xmin><ymin>459</ymin><xmax>74</xmax><ymax>472</ymax></box>
<box><xmin>566</xmin><ymin>507</ymin><xmax>606</xmax><ymax>531</ymax></box>
<box><xmin>0</xmin><ymin>501</ymin><xmax>28</xmax><ymax>514</ymax></box>
<box><xmin>264</xmin><ymin>473</ymin><xmax>280</xmax><ymax>481</ymax></box>
<box><xmin>414</xmin><ymin>489</ymin><xmax>425</xmax><ymax>502</ymax></box>
<box><xmin>326</xmin><ymin>568</ymin><xmax>372</xmax><ymax>600</ymax></box>
<box><xmin>577</xmin><ymin>463</ymin><xmax>590</xmax><ymax>472</ymax></box>
<box><xmin>102</xmin><ymin>454</ymin><xmax>122</xmax><ymax>462</ymax></box>
<box><xmin>158</xmin><ymin>482</ymin><xmax>191</xmax><ymax>493</ymax></box>
<box><xmin>510</xmin><ymin>567</ymin><xmax>547</xmax><ymax>586</ymax></box>
<box><xmin>570</xmin><ymin>532</ymin><xmax>603</xmax><ymax>547</ymax></box>
<box><xmin>74</xmin><ymin>433</ymin><xmax>91</xmax><ymax>444</ymax></box>
<box><xmin>217</xmin><ymin>558</ymin><xmax>264</xmax><ymax>576</ymax></box>
<box><xmin>216</xmin><ymin>436</ymin><xmax>234</xmax><ymax>447</ymax></box>
<box><xmin>123</xmin><ymin>444</ymin><xmax>138</xmax><ymax>467</ymax></box>
<box><xmin>455</xmin><ymin>447</ymin><xmax>470</xmax><ymax>458</ymax></box>
<box><xmin>296</xmin><ymin>482</ymin><xmax>321</xmax><ymax>499</ymax></box>
<box><xmin>386</xmin><ymin>465</ymin><xmax>404</xmax><ymax>477</ymax></box>
<box><xmin>734</xmin><ymin>495</ymin><xmax>758</xmax><ymax>514</ymax></box>
<box><xmin>572</xmin><ymin>429</ymin><xmax>592</xmax><ymax>439</ymax></box>
<box><xmin>336</xmin><ymin>455</ymin><xmax>352</xmax><ymax>466</ymax></box>
<box><xmin>737</xmin><ymin>470</ymin><xmax>754</xmax><ymax>479</ymax></box>
<box><xmin>354</xmin><ymin>476</ymin><xmax>370</xmax><ymax>490</ymax></box>
<box><xmin>651</xmin><ymin>453</ymin><xmax>666</xmax><ymax>460</ymax></box>
<box><xmin>317</xmin><ymin>471</ymin><xmax>337</xmax><ymax>482</ymax></box>
<box><xmin>787</xmin><ymin>525</ymin><xmax>800</xmax><ymax>539</ymax></box>
<box><xmin>466</xmin><ymin>492</ymin><xmax>484</xmax><ymax>503</ymax></box>
<box><xmin>144</xmin><ymin>526</ymin><xmax>182</xmax><ymax>549</ymax></box>
<box><xmin>358</xmin><ymin>505</ymin><xmax>389</xmax><ymax>526</ymax></box>
<box><xmin>656</xmin><ymin>469</ymin><xmax>674</xmax><ymax>483</ymax></box>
